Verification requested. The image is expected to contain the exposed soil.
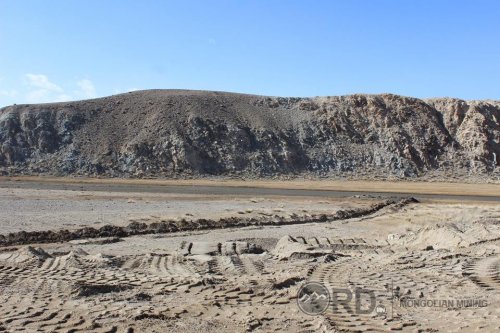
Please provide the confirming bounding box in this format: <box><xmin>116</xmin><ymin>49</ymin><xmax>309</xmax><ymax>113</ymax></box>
<box><xmin>0</xmin><ymin>190</ymin><xmax>498</xmax><ymax>332</ymax></box>
<box><xmin>0</xmin><ymin>197</ymin><xmax>417</xmax><ymax>246</ymax></box>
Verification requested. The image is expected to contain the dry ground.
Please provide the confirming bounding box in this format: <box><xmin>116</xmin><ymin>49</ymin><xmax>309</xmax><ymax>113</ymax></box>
<box><xmin>1</xmin><ymin>176</ymin><xmax>500</xmax><ymax>196</ymax></box>
<box><xmin>0</xmin><ymin>179</ymin><xmax>498</xmax><ymax>332</ymax></box>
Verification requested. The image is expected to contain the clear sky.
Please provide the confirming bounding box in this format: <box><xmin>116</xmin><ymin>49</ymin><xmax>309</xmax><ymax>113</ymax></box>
<box><xmin>1</xmin><ymin>0</ymin><xmax>499</xmax><ymax>107</ymax></box>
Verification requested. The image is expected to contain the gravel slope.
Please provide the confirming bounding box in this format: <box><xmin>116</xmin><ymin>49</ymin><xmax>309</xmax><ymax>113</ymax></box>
<box><xmin>0</xmin><ymin>90</ymin><xmax>498</xmax><ymax>180</ymax></box>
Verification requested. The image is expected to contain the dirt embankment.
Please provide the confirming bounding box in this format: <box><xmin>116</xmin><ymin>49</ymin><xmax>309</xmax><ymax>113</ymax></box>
<box><xmin>0</xmin><ymin>197</ymin><xmax>417</xmax><ymax>246</ymax></box>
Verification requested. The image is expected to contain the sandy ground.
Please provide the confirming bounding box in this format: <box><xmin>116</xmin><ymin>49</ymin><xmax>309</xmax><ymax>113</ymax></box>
<box><xmin>1</xmin><ymin>176</ymin><xmax>500</xmax><ymax>196</ymax></box>
<box><xmin>0</xmin><ymin>187</ymin><xmax>376</xmax><ymax>234</ymax></box>
<box><xmin>0</xmin><ymin>181</ymin><xmax>499</xmax><ymax>332</ymax></box>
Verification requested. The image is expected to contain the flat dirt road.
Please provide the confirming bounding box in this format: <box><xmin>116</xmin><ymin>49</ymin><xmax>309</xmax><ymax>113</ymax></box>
<box><xmin>0</xmin><ymin>176</ymin><xmax>498</xmax><ymax>202</ymax></box>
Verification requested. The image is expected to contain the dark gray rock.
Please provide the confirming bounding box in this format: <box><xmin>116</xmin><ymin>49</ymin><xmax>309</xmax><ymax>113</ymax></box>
<box><xmin>0</xmin><ymin>90</ymin><xmax>498</xmax><ymax>180</ymax></box>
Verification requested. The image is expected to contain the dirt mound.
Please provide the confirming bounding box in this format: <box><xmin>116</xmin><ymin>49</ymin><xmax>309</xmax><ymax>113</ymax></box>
<box><xmin>388</xmin><ymin>221</ymin><xmax>500</xmax><ymax>250</ymax></box>
<box><xmin>0</xmin><ymin>90</ymin><xmax>498</xmax><ymax>180</ymax></box>
<box><xmin>272</xmin><ymin>236</ymin><xmax>332</xmax><ymax>260</ymax></box>
<box><xmin>60</xmin><ymin>250</ymin><xmax>114</xmax><ymax>268</ymax></box>
<box><xmin>0</xmin><ymin>246</ymin><xmax>51</xmax><ymax>266</ymax></box>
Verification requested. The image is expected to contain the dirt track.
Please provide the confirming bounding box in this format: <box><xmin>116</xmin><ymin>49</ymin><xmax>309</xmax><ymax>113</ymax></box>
<box><xmin>0</xmin><ymin>177</ymin><xmax>499</xmax><ymax>202</ymax></box>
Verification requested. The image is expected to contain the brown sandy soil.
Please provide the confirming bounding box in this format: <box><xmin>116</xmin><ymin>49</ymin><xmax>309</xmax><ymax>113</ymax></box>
<box><xmin>0</xmin><ymin>183</ymin><xmax>499</xmax><ymax>332</ymax></box>
<box><xmin>1</xmin><ymin>176</ymin><xmax>499</xmax><ymax>198</ymax></box>
<box><xmin>0</xmin><ymin>186</ymin><xmax>378</xmax><ymax>234</ymax></box>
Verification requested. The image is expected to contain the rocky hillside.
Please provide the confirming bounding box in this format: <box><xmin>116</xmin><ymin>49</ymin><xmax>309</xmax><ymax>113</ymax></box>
<box><xmin>0</xmin><ymin>90</ymin><xmax>498</xmax><ymax>180</ymax></box>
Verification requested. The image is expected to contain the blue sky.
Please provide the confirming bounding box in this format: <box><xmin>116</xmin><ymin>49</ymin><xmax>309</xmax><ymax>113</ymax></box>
<box><xmin>1</xmin><ymin>0</ymin><xmax>499</xmax><ymax>107</ymax></box>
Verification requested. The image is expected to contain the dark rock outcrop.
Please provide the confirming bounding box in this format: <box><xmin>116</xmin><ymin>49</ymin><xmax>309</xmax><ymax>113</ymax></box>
<box><xmin>0</xmin><ymin>90</ymin><xmax>498</xmax><ymax>179</ymax></box>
